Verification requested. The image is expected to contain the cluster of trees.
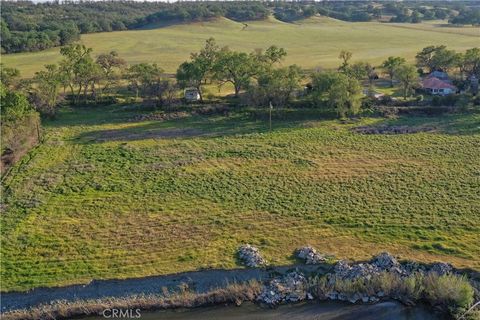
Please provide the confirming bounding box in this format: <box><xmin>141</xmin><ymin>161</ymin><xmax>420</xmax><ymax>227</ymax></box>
<box><xmin>376</xmin><ymin>46</ymin><xmax>480</xmax><ymax>99</ymax></box>
<box><xmin>314</xmin><ymin>2</ymin><xmax>373</xmax><ymax>22</ymax></box>
<box><xmin>175</xmin><ymin>40</ymin><xmax>380</xmax><ymax>117</ymax></box>
<box><xmin>1</xmin><ymin>44</ymin><xmax>183</xmax><ymax>116</ymax></box>
<box><xmin>449</xmin><ymin>8</ymin><xmax>480</xmax><ymax>25</ymax></box>
<box><xmin>3</xmin><ymin>40</ymin><xmax>479</xmax><ymax>121</ymax></box>
<box><xmin>42</xmin><ymin>44</ymin><xmax>181</xmax><ymax>111</ymax></box>
<box><xmin>268</xmin><ymin>1</ymin><xmax>375</xmax><ymax>22</ymax></box>
<box><xmin>377</xmin><ymin>46</ymin><xmax>480</xmax><ymax>100</ymax></box>
<box><xmin>271</xmin><ymin>3</ymin><xmax>316</xmax><ymax>22</ymax></box>
<box><xmin>0</xmin><ymin>39</ymin><xmax>363</xmax><ymax>118</ymax></box>
<box><xmin>0</xmin><ymin>1</ymin><xmax>267</xmax><ymax>53</ymax></box>
<box><xmin>139</xmin><ymin>2</ymin><xmax>268</xmax><ymax>26</ymax></box>
<box><xmin>176</xmin><ymin>39</ymin><xmax>294</xmax><ymax>104</ymax></box>
<box><xmin>1</xmin><ymin>65</ymin><xmax>41</xmax><ymax>172</ymax></box>
<box><xmin>415</xmin><ymin>46</ymin><xmax>480</xmax><ymax>77</ymax></box>
<box><xmin>310</xmin><ymin>45</ymin><xmax>479</xmax><ymax>110</ymax></box>
<box><xmin>1</xmin><ymin>1</ymin><xmax>167</xmax><ymax>53</ymax></box>
<box><xmin>387</xmin><ymin>2</ymin><xmax>453</xmax><ymax>24</ymax></box>
<box><xmin>267</xmin><ymin>1</ymin><xmax>477</xmax><ymax>24</ymax></box>
<box><xmin>1</xmin><ymin>67</ymin><xmax>35</xmax><ymax>122</ymax></box>
<box><xmin>383</xmin><ymin>1</ymin><xmax>480</xmax><ymax>24</ymax></box>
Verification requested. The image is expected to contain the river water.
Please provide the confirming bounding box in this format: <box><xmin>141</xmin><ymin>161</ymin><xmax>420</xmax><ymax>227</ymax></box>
<box><xmin>83</xmin><ymin>301</ymin><xmax>445</xmax><ymax>320</ymax></box>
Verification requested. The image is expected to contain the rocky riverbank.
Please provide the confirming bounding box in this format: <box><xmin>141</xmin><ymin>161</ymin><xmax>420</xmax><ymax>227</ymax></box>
<box><xmin>2</xmin><ymin>247</ymin><xmax>478</xmax><ymax>320</ymax></box>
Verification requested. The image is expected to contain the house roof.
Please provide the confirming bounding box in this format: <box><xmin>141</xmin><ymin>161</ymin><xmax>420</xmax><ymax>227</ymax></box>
<box><xmin>427</xmin><ymin>71</ymin><xmax>450</xmax><ymax>80</ymax></box>
<box><xmin>422</xmin><ymin>77</ymin><xmax>457</xmax><ymax>90</ymax></box>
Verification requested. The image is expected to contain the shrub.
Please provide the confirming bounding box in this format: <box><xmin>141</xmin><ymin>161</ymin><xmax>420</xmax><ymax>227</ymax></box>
<box><xmin>423</xmin><ymin>273</ymin><xmax>474</xmax><ymax>311</ymax></box>
<box><xmin>379</xmin><ymin>95</ymin><xmax>393</xmax><ymax>105</ymax></box>
<box><xmin>1</xmin><ymin>85</ymin><xmax>41</xmax><ymax>174</ymax></box>
<box><xmin>376</xmin><ymin>106</ymin><xmax>399</xmax><ymax>118</ymax></box>
<box><xmin>1</xmin><ymin>87</ymin><xmax>32</xmax><ymax>121</ymax></box>
<box><xmin>455</xmin><ymin>94</ymin><xmax>472</xmax><ymax>110</ymax></box>
<box><xmin>1</xmin><ymin>113</ymin><xmax>41</xmax><ymax>174</ymax></box>
<box><xmin>431</xmin><ymin>95</ymin><xmax>459</xmax><ymax>107</ymax></box>
<box><xmin>2</xmin><ymin>280</ymin><xmax>263</xmax><ymax>320</ymax></box>
<box><xmin>313</xmin><ymin>271</ymin><xmax>474</xmax><ymax>316</ymax></box>
<box><xmin>473</xmin><ymin>95</ymin><xmax>480</xmax><ymax>106</ymax></box>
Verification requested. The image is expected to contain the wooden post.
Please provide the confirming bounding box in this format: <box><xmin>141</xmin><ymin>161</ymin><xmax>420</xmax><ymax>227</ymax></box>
<box><xmin>269</xmin><ymin>101</ymin><xmax>273</xmax><ymax>131</ymax></box>
<box><xmin>36</xmin><ymin>121</ymin><xmax>41</xmax><ymax>142</ymax></box>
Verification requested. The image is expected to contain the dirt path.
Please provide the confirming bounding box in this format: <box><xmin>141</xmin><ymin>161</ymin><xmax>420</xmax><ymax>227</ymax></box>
<box><xmin>1</xmin><ymin>265</ymin><xmax>323</xmax><ymax>313</ymax></box>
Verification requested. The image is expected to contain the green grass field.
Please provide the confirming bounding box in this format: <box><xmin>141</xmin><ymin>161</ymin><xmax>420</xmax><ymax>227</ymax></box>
<box><xmin>3</xmin><ymin>16</ymin><xmax>479</xmax><ymax>77</ymax></box>
<box><xmin>1</xmin><ymin>105</ymin><xmax>479</xmax><ymax>292</ymax></box>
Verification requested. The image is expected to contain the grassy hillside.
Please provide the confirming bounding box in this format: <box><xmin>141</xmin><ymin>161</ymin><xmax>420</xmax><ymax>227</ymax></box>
<box><xmin>3</xmin><ymin>17</ymin><xmax>478</xmax><ymax>77</ymax></box>
<box><xmin>1</xmin><ymin>106</ymin><xmax>479</xmax><ymax>291</ymax></box>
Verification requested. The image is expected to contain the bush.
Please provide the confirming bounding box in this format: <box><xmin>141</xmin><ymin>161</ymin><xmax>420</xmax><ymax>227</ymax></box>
<box><xmin>455</xmin><ymin>94</ymin><xmax>472</xmax><ymax>110</ymax></box>
<box><xmin>376</xmin><ymin>106</ymin><xmax>399</xmax><ymax>118</ymax></box>
<box><xmin>423</xmin><ymin>273</ymin><xmax>474</xmax><ymax>311</ymax></box>
<box><xmin>379</xmin><ymin>95</ymin><xmax>394</xmax><ymax>106</ymax></box>
<box><xmin>314</xmin><ymin>271</ymin><xmax>475</xmax><ymax>316</ymax></box>
<box><xmin>431</xmin><ymin>95</ymin><xmax>459</xmax><ymax>107</ymax></box>
<box><xmin>472</xmin><ymin>95</ymin><xmax>480</xmax><ymax>106</ymax></box>
<box><xmin>1</xmin><ymin>89</ymin><xmax>32</xmax><ymax>121</ymax></box>
<box><xmin>361</xmin><ymin>96</ymin><xmax>376</xmax><ymax>109</ymax></box>
<box><xmin>1</xmin><ymin>113</ymin><xmax>41</xmax><ymax>174</ymax></box>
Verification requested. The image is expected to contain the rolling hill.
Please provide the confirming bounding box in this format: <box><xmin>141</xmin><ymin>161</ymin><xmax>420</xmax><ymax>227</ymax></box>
<box><xmin>3</xmin><ymin>16</ymin><xmax>478</xmax><ymax>77</ymax></box>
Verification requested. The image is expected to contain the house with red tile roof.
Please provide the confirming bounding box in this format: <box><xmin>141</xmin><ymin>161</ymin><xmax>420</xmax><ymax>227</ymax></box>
<box><xmin>421</xmin><ymin>76</ymin><xmax>457</xmax><ymax>96</ymax></box>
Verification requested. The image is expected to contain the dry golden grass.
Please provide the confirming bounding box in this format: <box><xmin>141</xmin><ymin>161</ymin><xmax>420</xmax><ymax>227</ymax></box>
<box><xmin>2</xmin><ymin>280</ymin><xmax>262</xmax><ymax>320</ymax></box>
<box><xmin>2</xmin><ymin>17</ymin><xmax>478</xmax><ymax>77</ymax></box>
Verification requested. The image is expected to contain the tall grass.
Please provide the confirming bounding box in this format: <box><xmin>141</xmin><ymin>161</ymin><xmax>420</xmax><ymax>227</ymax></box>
<box><xmin>2</xmin><ymin>280</ymin><xmax>262</xmax><ymax>320</ymax></box>
<box><xmin>423</xmin><ymin>273</ymin><xmax>474</xmax><ymax>312</ymax></box>
<box><xmin>5</xmin><ymin>272</ymin><xmax>475</xmax><ymax>319</ymax></box>
<box><xmin>313</xmin><ymin>272</ymin><xmax>475</xmax><ymax>316</ymax></box>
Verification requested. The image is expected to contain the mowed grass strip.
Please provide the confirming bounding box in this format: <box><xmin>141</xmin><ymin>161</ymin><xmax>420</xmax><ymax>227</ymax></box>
<box><xmin>2</xmin><ymin>16</ymin><xmax>479</xmax><ymax>77</ymax></box>
<box><xmin>1</xmin><ymin>107</ymin><xmax>479</xmax><ymax>291</ymax></box>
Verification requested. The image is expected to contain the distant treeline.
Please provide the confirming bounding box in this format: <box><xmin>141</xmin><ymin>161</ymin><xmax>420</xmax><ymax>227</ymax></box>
<box><xmin>2</xmin><ymin>1</ymin><xmax>479</xmax><ymax>54</ymax></box>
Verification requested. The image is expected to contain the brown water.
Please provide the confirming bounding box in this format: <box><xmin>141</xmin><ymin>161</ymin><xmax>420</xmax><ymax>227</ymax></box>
<box><xmin>83</xmin><ymin>301</ymin><xmax>444</xmax><ymax>320</ymax></box>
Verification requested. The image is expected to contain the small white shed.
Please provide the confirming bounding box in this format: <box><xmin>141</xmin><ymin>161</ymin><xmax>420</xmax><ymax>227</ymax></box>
<box><xmin>184</xmin><ymin>88</ymin><xmax>200</xmax><ymax>101</ymax></box>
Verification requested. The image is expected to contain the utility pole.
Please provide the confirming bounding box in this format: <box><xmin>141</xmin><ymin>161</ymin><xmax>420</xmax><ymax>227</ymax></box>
<box><xmin>36</xmin><ymin>121</ymin><xmax>41</xmax><ymax>142</ymax></box>
<box><xmin>269</xmin><ymin>101</ymin><xmax>273</xmax><ymax>131</ymax></box>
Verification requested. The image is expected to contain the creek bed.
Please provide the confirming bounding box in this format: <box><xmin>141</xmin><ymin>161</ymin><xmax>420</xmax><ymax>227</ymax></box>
<box><xmin>80</xmin><ymin>301</ymin><xmax>445</xmax><ymax>320</ymax></box>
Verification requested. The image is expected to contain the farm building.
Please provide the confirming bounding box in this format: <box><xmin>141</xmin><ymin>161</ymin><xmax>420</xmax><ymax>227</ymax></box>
<box><xmin>470</xmin><ymin>75</ymin><xmax>478</xmax><ymax>95</ymax></box>
<box><xmin>426</xmin><ymin>71</ymin><xmax>451</xmax><ymax>82</ymax></box>
<box><xmin>421</xmin><ymin>77</ymin><xmax>457</xmax><ymax>96</ymax></box>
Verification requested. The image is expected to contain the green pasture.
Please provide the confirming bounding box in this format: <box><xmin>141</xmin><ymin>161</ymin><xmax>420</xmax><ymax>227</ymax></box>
<box><xmin>1</xmin><ymin>105</ymin><xmax>479</xmax><ymax>291</ymax></box>
<box><xmin>3</xmin><ymin>16</ymin><xmax>479</xmax><ymax>77</ymax></box>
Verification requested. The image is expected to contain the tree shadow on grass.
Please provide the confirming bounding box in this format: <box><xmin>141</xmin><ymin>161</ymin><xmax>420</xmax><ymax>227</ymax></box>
<box><xmin>72</xmin><ymin>107</ymin><xmax>338</xmax><ymax>144</ymax></box>
<box><xmin>352</xmin><ymin>113</ymin><xmax>480</xmax><ymax>136</ymax></box>
<box><xmin>74</xmin><ymin>115</ymin><xmax>290</xmax><ymax>143</ymax></box>
<box><xmin>44</xmin><ymin>104</ymin><xmax>144</xmax><ymax>129</ymax></box>
<box><xmin>135</xmin><ymin>19</ymin><xmax>198</xmax><ymax>30</ymax></box>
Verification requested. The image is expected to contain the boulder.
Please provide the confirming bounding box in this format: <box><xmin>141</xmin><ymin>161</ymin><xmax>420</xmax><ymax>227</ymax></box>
<box><xmin>334</xmin><ymin>260</ymin><xmax>381</xmax><ymax>280</ymax></box>
<box><xmin>257</xmin><ymin>271</ymin><xmax>307</xmax><ymax>305</ymax></box>
<box><xmin>333</xmin><ymin>253</ymin><xmax>411</xmax><ymax>280</ymax></box>
<box><xmin>430</xmin><ymin>262</ymin><xmax>453</xmax><ymax>276</ymax></box>
<box><xmin>237</xmin><ymin>244</ymin><xmax>267</xmax><ymax>268</ymax></box>
<box><xmin>333</xmin><ymin>260</ymin><xmax>352</xmax><ymax>278</ymax></box>
<box><xmin>296</xmin><ymin>246</ymin><xmax>326</xmax><ymax>264</ymax></box>
<box><xmin>371</xmin><ymin>252</ymin><xmax>399</xmax><ymax>270</ymax></box>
